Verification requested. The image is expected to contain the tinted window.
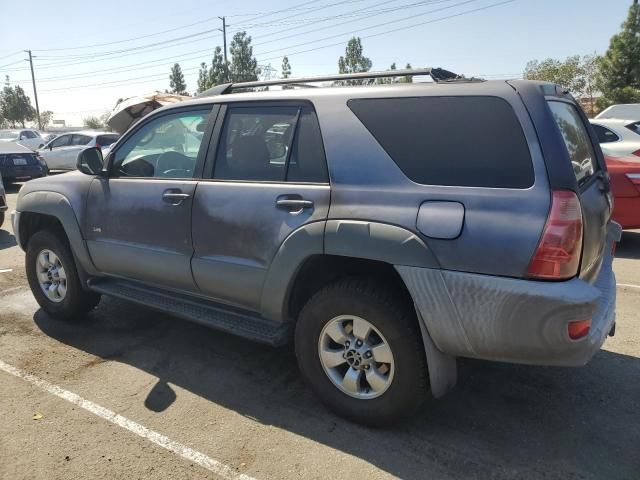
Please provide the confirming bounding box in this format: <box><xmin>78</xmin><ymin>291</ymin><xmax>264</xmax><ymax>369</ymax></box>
<box><xmin>591</xmin><ymin>124</ymin><xmax>619</xmax><ymax>143</ymax></box>
<box><xmin>348</xmin><ymin>96</ymin><xmax>534</xmax><ymax>188</ymax></box>
<box><xmin>50</xmin><ymin>135</ymin><xmax>71</xmax><ymax>148</ymax></box>
<box><xmin>548</xmin><ymin>101</ymin><xmax>597</xmax><ymax>185</ymax></box>
<box><xmin>97</xmin><ymin>134</ymin><xmax>119</xmax><ymax>147</ymax></box>
<box><xmin>113</xmin><ymin>109</ymin><xmax>211</xmax><ymax>179</ymax></box>
<box><xmin>287</xmin><ymin>108</ymin><xmax>328</xmax><ymax>183</ymax></box>
<box><xmin>72</xmin><ymin>134</ymin><xmax>92</xmax><ymax>145</ymax></box>
<box><xmin>214</xmin><ymin>106</ymin><xmax>299</xmax><ymax>182</ymax></box>
<box><xmin>22</xmin><ymin>130</ymin><xmax>37</xmax><ymax>139</ymax></box>
<box><xmin>626</xmin><ymin>122</ymin><xmax>640</xmax><ymax>136</ymax></box>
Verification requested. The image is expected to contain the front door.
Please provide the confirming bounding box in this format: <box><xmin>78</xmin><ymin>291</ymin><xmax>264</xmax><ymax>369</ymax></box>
<box><xmin>191</xmin><ymin>102</ymin><xmax>330</xmax><ymax>311</ymax></box>
<box><xmin>84</xmin><ymin>106</ymin><xmax>215</xmax><ymax>292</ymax></box>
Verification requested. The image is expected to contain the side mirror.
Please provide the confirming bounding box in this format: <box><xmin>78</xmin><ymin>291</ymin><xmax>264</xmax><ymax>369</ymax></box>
<box><xmin>77</xmin><ymin>147</ymin><xmax>104</xmax><ymax>176</ymax></box>
<box><xmin>38</xmin><ymin>143</ymin><xmax>44</xmax><ymax>149</ymax></box>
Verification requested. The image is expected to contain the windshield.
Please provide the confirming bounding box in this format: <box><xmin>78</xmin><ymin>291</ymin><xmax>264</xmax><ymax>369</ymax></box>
<box><xmin>0</xmin><ymin>130</ymin><xmax>19</xmax><ymax>140</ymax></box>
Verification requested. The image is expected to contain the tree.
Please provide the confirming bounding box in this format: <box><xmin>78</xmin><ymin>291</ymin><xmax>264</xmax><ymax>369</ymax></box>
<box><xmin>338</xmin><ymin>37</ymin><xmax>372</xmax><ymax>85</ymax></box>
<box><xmin>38</xmin><ymin>110</ymin><xmax>54</xmax><ymax>130</ymax></box>
<box><xmin>524</xmin><ymin>56</ymin><xmax>586</xmax><ymax>93</ymax></box>
<box><xmin>169</xmin><ymin>63</ymin><xmax>187</xmax><ymax>95</ymax></box>
<box><xmin>209</xmin><ymin>46</ymin><xmax>229</xmax><ymax>86</ymax></box>
<box><xmin>83</xmin><ymin>116</ymin><xmax>104</xmax><ymax>129</ymax></box>
<box><xmin>400</xmin><ymin>63</ymin><xmax>413</xmax><ymax>83</ymax></box>
<box><xmin>281</xmin><ymin>56</ymin><xmax>292</xmax><ymax>89</ymax></box>
<box><xmin>0</xmin><ymin>77</ymin><xmax>36</xmax><ymax>127</ymax></box>
<box><xmin>229</xmin><ymin>32</ymin><xmax>260</xmax><ymax>83</ymax></box>
<box><xmin>197</xmin><ymin>62</ymin><xmax>209</xmax><ymax>93</ymax></box>
<box><xmin>598</xmin><ymin>0</ymin><xmax>640</xmax><ymax>108</ymax></box>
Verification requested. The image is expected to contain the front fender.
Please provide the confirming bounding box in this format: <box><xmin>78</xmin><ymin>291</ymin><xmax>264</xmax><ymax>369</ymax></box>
<box><xmin>17</xmin><ymin>191</ymin><xmax>99</xmax><ymax>276</ymax></box>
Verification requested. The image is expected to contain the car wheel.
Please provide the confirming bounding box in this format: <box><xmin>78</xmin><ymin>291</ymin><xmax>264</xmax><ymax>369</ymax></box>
<box><xmin>0</xmin><ymin>212</ymin><xmax>4</xmax><ymax>229</ymax></box>
<box><xmin>295</xmin><ymin>277</ymin><xmax>429</xmax><ymax>427</ymax></box>
<box><xmin>26</xmin><ymin>229</ymin><xmax>101</xmax><ymax>320</ymax></box>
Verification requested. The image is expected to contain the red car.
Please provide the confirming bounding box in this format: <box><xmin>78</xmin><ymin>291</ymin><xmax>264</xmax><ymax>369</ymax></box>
<box><xmin>606</xmin><ymin>155</ymin><xmax>640</xmax><ymax>229</ymax></box>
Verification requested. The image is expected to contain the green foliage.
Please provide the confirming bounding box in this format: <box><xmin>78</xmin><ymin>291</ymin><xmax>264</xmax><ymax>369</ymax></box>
<box><xmin>83</xmin><ymin>116</ymin><xmax>104</xmax><ymax>129</ymax></box>
<box><xmin>524</xmin><ymin>55</ymin><xmax>588</xmax><ymax>94</ymax></box>
<box><xmin>0</xmin><ymin>76</ymin><xmax>36</xmax><ymax>128</ymax></box>
<box><xmin>39</xmin><ymin>110</ymin><xmax>54</xmax><ymax>129</ymax></box>
<box><xmin>169</xmin><ymin>63</ymin><xmax>188</xmax><ymax>95</ymax></box>
<box><xmin>337</xmin><ymin>37</ymin><xmax>372</xmax><ymax>85</ymax></box>
<box><xmin>598</xmin><ymin>0</ymin><xmax>640</xmax><ymax>105</ymax></box>
<box><xmin>229</xmin><ymin>32</ymin><xmax>260</xmax><ymax>83</ymax></box>
<box><xmin>281</xmin><ymin>56</ymin><xmax>292</xmax><ymax>89</ymax></box>
<box><xmin>400</xmin><ymin>63</ymin><xmax>413</xmax><ymax>83</ymax></box>
<box><xmin>210</xmin><ymin>46</ymin><xmax>229</xmax><ymax>86</ymax></box>
<box><xmin>197</xmin><ymin>62</ymin><xmax>209</xmax><ymax>93</ymax></box>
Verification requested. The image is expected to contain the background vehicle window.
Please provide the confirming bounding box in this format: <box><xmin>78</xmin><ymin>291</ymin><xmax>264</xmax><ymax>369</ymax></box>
<box><xmin>548</xmin><ymin>101</ymin><xmax>598</xmax><ymax>185</ymax></box>
<box><xmin>97</xmin><ymin>134</ymin><xmax>119</xmax><ymax>147</ymax></box>
<box><xmin>348</xmin><ymin>96</ymin><xmax>534</xmax><ymax>188</ymax></box>
<box><xmin>112</xmin><ymin>109</ymin><xmax>211</xmax><ymax>178</ymax></box>
<box><xmin>626</xmin><ymin>121</ymin><xmax>640</xmax><ymax>136</ymax></box>
<box><xmin>50</xmin><ymin>135</ymin><xmax>71</xmax><ymax>148</ymax></box>
<box><xmin>71</xmin><ymin>134</ymin><xmax>92</xmax><ymax>146</ymax></box>
<box><xmin>214</xmin><ymin>106</ymin><xmax>299</xmax><ymax>182</ymax></box>
<box><xmin>592</xmin><ymin>124</ymin><xmax>620</xmax><ymax>143</ymax></box>
<box><xmin>22</xmin><ymin>130</ymin><xmax>37</xmax><ymax>139</ymax></box>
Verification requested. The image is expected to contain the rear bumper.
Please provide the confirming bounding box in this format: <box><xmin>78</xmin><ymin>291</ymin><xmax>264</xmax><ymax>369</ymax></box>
<box><xmin>0</xmin><ymin>164</ymin><xmax>47</xmax><ymax>180</ymax></box>
<box><xmin>397</xmin><ymin>222</ymin><xmax>622</xmax><ymax>367</ymax></box>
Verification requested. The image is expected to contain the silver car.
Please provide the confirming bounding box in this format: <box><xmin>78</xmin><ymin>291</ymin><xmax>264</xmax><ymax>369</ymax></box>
<box><xmin>0</xmin><ymin>129</ymin><xmax>44</xmax><ymax>151</ymax></box>
<box><xmin>39</xmin><ymin>131</ymin><xmax>119</xmax><ymax>171</ymax></box>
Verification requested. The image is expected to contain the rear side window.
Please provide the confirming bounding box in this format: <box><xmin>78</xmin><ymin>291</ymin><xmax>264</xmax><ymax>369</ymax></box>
<box><xmin>347</xmin><ymin>96</ymin><xmax>534</xmax><ymax>188</ymax></box>
<box><xmin>591</xmin><ymin>124</ymin><xmax>619</xmax><ymax>143</ymax></box>
<box><xmin>72</xmin><ymin>134</ymin><xmax>92</xmax><ymax>145</ymax></box>
<box><xmin>548</xmin><ymin>101</ymin><xmax>597</xmax><ymax>185</ymax></box>
<box><xmin>97</xmin><ymin>134</ymin><xmax>119</xmax><ymax>147</ymax></box>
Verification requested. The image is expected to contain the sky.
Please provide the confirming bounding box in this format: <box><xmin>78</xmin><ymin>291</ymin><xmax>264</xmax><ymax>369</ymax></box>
<box><xmin>0</xmin><ymin>0</ymin><xmax>633</xmax><ymax>127</ymax></box>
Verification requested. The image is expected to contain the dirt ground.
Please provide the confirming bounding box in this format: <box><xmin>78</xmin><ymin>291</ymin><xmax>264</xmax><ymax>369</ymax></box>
<box><xmin>1</xmin><ymin>182</ymin><xmax>639</xmax><ymax>480</ymax></box>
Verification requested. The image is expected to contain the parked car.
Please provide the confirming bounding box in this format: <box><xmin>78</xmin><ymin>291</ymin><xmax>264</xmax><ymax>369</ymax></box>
<box><xmin>0</xmin><ymin>172</ymin><xmax>6</xmax><ymax>228</ymax></box>
<box><xmin>0</xmin><ymin>141</ymin><xmax>48</xmax><ymax>186</ymax></box>
<box><xmin>590</xmin><ymin>118</ymin><xmax>640</xmax><ymax>158</ymax></box>
<box><xmin>13</xmin><ymin>70</ymin><xmax>620</xmax><ymax>426</ymax></box>
<box><xmin>39</xmin><ymin>131</ymin><xmax>119</xmax><ymax>171</ymax></box>
<box><xmin>0</xmin><ymin>129</ymin><xmax>45</xmax><ymax>150</ymax></box>
<box><xmin>606</xmin><ymin>155</ymin><xmax>640</xmax><ymax>229</ymax></box>
<box><xmin>596</xmin><ymin>103</ymin><xmax>640</xmax><ymax>120</ymax></box>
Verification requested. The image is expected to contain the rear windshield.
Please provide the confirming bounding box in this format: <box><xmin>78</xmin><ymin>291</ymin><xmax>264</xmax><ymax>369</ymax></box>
<box><xmin>548</xmin><ymin>101</ymin><xmax>597</xmax><ymax>185</ymax></box>
<box><xmin>97</xmin><ymin>134</ymin><xmax>119</xmax><ymax>147</ymax></box>
<box><xmin>347</xmin><ymin>96</ymin><xmax>534</xmax><ymax>188</ymax></box>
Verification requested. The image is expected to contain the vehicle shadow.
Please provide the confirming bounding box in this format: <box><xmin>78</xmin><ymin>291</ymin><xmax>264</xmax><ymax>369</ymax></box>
<box><xmin>0</xmin><ymin>229</ymin><xmax>17</xmax><ymax>250</ymax></box>
<box><xmin>615</xmin><ymin>230</ymin><xmax>640</xmax><ymax>260</ymax></box>
<box><xmin>3</xmin><ymin>182</ymin><xmax>22</xmax><ymax>194</ymax></box>
<box><xmin>33</xmin><ymin>298</ymin><xmax>640</xmax><ymax>480</ymax></box>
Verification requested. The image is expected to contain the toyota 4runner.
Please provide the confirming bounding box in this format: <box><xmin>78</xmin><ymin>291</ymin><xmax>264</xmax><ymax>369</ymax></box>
<box><xmin>13</xmin><ymin>68</ymin><xmax>621</xmax><ymax>426</ymax></box>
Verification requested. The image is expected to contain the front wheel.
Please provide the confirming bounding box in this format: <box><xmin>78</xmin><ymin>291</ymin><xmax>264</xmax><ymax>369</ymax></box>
<box><xmin>26</xmin><ymin>230</ymin><xmax>101</xmax><ymax>320</ymax></box>
<box><xmin>295</xmin><ymin>278</ymin><xmax>429</xmax><ymax>427</ymax></box>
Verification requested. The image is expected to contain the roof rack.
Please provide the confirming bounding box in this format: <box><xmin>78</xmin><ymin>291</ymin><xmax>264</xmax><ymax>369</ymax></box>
<box><xmin>197</xmin><ymin>67</ymin><xmax>482</xmax><ymax>97</ymax></box>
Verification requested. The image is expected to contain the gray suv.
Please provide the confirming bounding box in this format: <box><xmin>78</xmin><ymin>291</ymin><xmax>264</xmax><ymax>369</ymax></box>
<box><xmin>13</xmin><ymin>68</ymin><xmax>620</xmax><ymax>426</ymax></box>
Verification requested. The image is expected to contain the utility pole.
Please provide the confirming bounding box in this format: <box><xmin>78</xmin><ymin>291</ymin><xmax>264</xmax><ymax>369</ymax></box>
<box><xmin>25</xmin><ymin>50</ymin><xmax>41</xmax><ymax>130</ymax></box>
<box><xmin>218</xmin><ymin>16</ymin><xmax>228</xmax><ymax>73</ymax></box>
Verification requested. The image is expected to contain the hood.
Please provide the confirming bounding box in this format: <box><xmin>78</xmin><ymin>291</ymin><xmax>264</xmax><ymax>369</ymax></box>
<box><xmin>107</xmin><ymin>92</ymin><xmax>191</xmax><ymax>134</ymax></box>
<box><xmin>0</xmin><ymin>141</ymin><xmax>33</xmax><ymax>154</ymax></box>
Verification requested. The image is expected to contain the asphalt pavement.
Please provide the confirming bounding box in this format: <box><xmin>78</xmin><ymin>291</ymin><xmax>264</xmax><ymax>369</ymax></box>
<box><xmin>1</xmin><ymin>182</ymin><xmax>639</xmax><ymax>480</ymax></box>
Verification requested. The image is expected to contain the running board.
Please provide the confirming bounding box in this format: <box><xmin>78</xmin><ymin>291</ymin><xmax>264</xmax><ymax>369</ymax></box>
<box><xmin>88</xmin><ymin>278</ymin><xmax>292</xmax><ymax>346</ymax></box>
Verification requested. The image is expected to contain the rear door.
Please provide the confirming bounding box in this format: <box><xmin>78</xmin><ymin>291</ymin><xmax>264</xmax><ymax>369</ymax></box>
<box><xmin>547</xmin><ymin>100</ymin><xmax>612</xmax><ymax>280</ymax></box>
<box><xmin>42</xmin><ymin>134</ymin><xmax>73</xmax><ymax>169</ymax></box>
<box><xmin>191</xmin><ymin>102</ymin><xmax>330</xmax><ymax>311</ymax></box>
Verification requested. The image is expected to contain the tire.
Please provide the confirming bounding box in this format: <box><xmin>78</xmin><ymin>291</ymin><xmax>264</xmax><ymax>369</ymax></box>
<box><xmin>295</xmin><ymin>277</ymin><xmax>428</xmax><ymax>427</ymax></box>
<box><xmin>0</xmin><ymin>212</ymin><xmax>5</xmax><ymax>229</ymax></box>
<box><xmin>26</xmin><ymin>229</ymin><xmax>101</xmax><ymax>320</ymax></box>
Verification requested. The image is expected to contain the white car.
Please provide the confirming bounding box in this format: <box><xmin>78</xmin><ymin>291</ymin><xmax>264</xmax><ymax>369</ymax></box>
<box><xmin>0</xmin><ymin>129</ymin><xmax>44</xmax><ymax>150</ymax></box>
<box><xmin>589</xmin><ymin>118</ymin><xmax>640</xmax><ymax>158</ymax></box>
<box><xmin>39</xmin><ymin>131</ymin><xmax>119</xmax><ymax>171</ymax></box>
<box><xmin>596</xmin><ymin>103</ymin><xmax>640</xmax><ymax>120</ymax></box>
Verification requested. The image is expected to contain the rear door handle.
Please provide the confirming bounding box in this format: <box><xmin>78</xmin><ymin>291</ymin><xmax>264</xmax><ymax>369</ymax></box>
<box><xmin>163</xmin><ymin>189</ymin><xmax>190</xmax><ymax>205</ymax></box>
<box><xmin>276</xmin><ymin>197</ymin><xmax>314</xmax><ymax>213</ymax></box>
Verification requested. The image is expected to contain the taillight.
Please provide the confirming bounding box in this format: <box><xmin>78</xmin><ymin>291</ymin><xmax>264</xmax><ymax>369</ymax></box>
<box><xmin>568</xmin><ymin>319</ymin><xmax>591</xmax><ymax>340</ymax></box>
<box><xmin>632</xmin><ymin>149</ymin><xmax>640</xmax><ymax>157</ymax></box>
<box><xmin>527</xmin><ymin>190</ymin><xmax>583</xmax><ymax>280</ymax></box>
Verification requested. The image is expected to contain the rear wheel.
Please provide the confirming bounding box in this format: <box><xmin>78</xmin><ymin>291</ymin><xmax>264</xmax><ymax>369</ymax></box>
<box><xmin>295</xmin><ymin>277</ymin><xmax>428</xmax><ymax>426</ymax></box>
<box><xmin>26</xmin><ymin>230</ymin><xmax>100</xmax><ymax>320</ymax></box>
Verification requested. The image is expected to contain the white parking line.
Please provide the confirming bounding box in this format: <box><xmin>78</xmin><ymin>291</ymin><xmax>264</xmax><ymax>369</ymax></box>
<box><xmin>0</xmin><ymin>360</ymin><xmax>257</xmax><ymax>480</ymax></box>
<box><xmin>0</xmin><ymin>269</ymin><xmax>13</xmax><ymax>274</ymax></box>
<box><xmin>617</xmin><ymin>283</ymin><xmax>640</xmax><ymax>290</ymax></box>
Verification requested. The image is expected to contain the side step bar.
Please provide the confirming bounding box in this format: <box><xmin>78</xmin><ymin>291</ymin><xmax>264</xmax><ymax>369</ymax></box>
<box><xmin>88</xmin><ymin>278</ymin><xmax>292</xmax><ymax>346</ymax></box>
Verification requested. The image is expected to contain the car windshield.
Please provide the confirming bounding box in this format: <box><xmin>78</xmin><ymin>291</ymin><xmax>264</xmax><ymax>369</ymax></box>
<box><xmin>0</xmin><ymin>130</ymin><xmax>19</xmax><ymax>140</ymax></box>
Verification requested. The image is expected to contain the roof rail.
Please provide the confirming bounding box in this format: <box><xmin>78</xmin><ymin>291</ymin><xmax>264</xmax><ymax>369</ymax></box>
<box><xmin>197</xmin><ymin>67</ymin><xmax>480</xmax><ymax>97</ymax></box>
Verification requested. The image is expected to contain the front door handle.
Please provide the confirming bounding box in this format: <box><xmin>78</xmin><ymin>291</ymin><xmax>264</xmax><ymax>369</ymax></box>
<box><xmin>163</xmin><ymin>189</ymin><xmax>190</xmax><ymax>205</ymax></box>
<box><xmin>276</xmin><ymin>197</ymin><xmax>314</xmax><ymax>213</ymax></box>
